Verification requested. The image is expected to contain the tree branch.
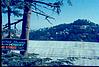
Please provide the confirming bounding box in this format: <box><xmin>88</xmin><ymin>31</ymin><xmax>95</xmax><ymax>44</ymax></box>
<box><xmin>46</xmin><ymin>18</ymin><xmax>53</xmax><ymax>25</ymax></box>
<box><xmin>31</xmin><ymin>10</ymin><xmax>55</xmax><ymax>20</ymax></box>
<box><xmin>32</xmin><ymin>1</ymin><xmax>60</xmax><ymax>7</ymax></box>
<box><xmin>3</xmin><ymin>19</ymin><xmax>23</xmax><ymax>29</ymax></box>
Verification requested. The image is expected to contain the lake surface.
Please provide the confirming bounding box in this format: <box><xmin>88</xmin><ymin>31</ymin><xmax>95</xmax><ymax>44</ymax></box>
<box><xmin>28</xmin><ymin>40</ymin><xmax>99</xmax><ymax>66</ymax></box>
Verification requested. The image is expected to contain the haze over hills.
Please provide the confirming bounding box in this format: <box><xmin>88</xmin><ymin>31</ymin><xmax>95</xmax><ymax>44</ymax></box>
<box><xmin>29</xmin><ymin>19</ymin><xmax>99</xmax><ymax>42</ymax></box>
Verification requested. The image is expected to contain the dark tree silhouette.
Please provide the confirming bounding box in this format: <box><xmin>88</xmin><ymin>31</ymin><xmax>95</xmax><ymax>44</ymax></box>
<box><xmin>0</xmin><ymin>0</ymin><xmax>2</xmax><ymax>56</ymax></box>
<box><xmin>7</xmin><ymin>0</ymin><xmax>11</xmax><ymax>38</ymax></box>
<box><xmin>2</xmin><ymin>0</ymin><xmax>23</xmax><ymax>38</ymax></box>
<box><xmin>1</xmin><ymin>0</ymin><xmax>72</xmax><ymax>55</ymax></box>
<box><xmin>20</xmin><ymin>0</ymin><xmax>72</xmax><ymax>55</ymax></box>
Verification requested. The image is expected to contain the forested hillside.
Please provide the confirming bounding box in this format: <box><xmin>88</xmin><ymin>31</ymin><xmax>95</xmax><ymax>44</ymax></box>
<box><xmin>29</xmin><ymin>19</ymin><xmax>99</xmax><ymax>42</ymax></box>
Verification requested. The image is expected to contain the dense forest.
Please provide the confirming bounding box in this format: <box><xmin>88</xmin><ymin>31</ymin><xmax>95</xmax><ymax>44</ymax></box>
<box><xmin>29</xmin><ymin>19</ymin><xmax>99</xmax><ymax>42</ymax></box>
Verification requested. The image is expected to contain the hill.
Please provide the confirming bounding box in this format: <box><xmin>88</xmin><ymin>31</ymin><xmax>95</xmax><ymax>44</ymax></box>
<box><xmin>29</xmin><ymin>19</ymin><xmax>99</xmax><ymax>42</ymax></box>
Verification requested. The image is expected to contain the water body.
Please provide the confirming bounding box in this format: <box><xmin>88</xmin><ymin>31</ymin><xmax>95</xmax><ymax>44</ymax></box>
<box><xmin>27</xmin><ymin>40</ymin><xmax>99</xmax><ymax>66</ymax></box>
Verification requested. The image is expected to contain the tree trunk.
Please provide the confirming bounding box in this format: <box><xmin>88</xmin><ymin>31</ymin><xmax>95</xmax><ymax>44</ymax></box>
<box><xmin>20</xmin><ymin>0</ymin><xmax>31</xmax><ymax>55</ymax></box>
<box><xmin>7</xmin><ymin>0</ymin><xmax>11</xmax><ymax>38</ymax></box>
<box><xmin>7</xmin><ymin>6</ymin><xmax>11</xmax><ymax>38</ymax></box>
<box><xmin>20</xmin><ymin>1</ymin><xmax>31</xmax><ymax>39</ymax></box>
<box><xmin>0</xmin><ymin>0</ymin><xmax>2</xmax><ymax>55</ymax></box>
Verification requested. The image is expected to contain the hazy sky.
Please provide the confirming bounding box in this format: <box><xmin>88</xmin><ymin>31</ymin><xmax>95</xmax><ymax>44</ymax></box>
<box><xmin>2</xmin><ymin>0</ymin><xmax>99</xmax><ymax>30</ymax></box>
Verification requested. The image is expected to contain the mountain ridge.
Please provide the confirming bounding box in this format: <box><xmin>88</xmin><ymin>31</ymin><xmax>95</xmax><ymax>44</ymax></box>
<box><xmin>29</xmin><ymin>19</ymin><xmax>99</xmax><ymax>42</ymax></box>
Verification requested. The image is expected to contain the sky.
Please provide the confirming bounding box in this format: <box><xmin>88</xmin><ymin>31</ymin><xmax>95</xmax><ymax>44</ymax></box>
<box><xmin>2</xmin><ymin>0</ymin><xmax>99</xmax><ymax>30</ymax></box>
